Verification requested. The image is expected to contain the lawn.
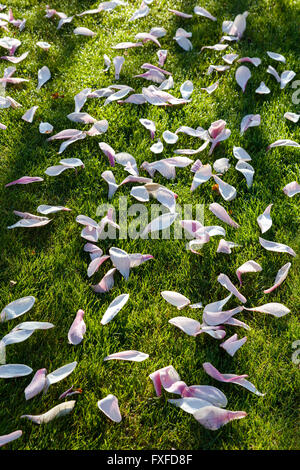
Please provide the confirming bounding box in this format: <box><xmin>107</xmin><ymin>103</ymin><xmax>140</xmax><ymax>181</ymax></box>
<box><xmin>0</xmin><ymin>0</ymin><xmax>299</xmax><ymax>451</ymax></box>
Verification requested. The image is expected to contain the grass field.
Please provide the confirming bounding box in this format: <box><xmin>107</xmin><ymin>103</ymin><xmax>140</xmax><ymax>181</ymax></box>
<box><xmin>0</xmin><ymin>0</ymin><xmax>299</xmax><ymax>451</ymax></box>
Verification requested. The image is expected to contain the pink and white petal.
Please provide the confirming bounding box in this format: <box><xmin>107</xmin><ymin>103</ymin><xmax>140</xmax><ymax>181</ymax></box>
<box><xmin>92</xmin><ymin>268</ymin><xmax>117</xmax><ymax>293</ymax></box>
<box><xmin>68</xmin><ymin>310</ymin><xmax>86</xmax><ymax>345</ymax></box>
<box><xmin>209</xmin><ymin>203</ymin><xmax>240</xmax><ymax>228</ymax></box>
<box><xmin>245</xmin><ymin>303</ymin><xmax>290</xmax><ymax>317</ymax></box>
<box><xmin>193</xmin><ymin>406</ymin><xmax>247</xmax><ymax>430</ymax></box>
<box><xmin>109</xmin><ymin>247</ymin><xmax>130</xmax><ymax>280</ymax></box>
<box><xmin>236</xmin><ymin>260</ymin><xmax>262</xmax><ymax>286</ymax></box>
<box><xmin>101</xmin><ymin>293</ymin><xmax>129</xmax><ymax>325</ymax></box>
<box><xmin>259</xmin><ymin>237</ymin><xmax>296</xmax><ymax>257</ymax></box>
<box><xmin>169</xmin><ymin>316</ymin><xmax>201</xmax><ymax>336</ymax></box>
<box><xmin>104</xmin><ymin>350</ymin><xmax>149</xmax><ymax>362</ymax></box>
<box><xmin>264</xmin><ymin>262</ymin><xmax>291</xmax><ymax>293</ymax></box>
<box><xmin>161</xmin><ymin>291</ymin><xmax>190</xmax><ymax>309</ymax></box>
<box><xmin>21</xmin><ymin>401</ymin><xmax>76</xmax><ymax>424</ymax></box>
<box><xmin>283</xmin><ymin>181</ymin><xmax>300</xmax><ymax>197</ymax></box>
<box><xmin>217</xmin><ymin>273</ymin><xmax>247</xmax><ymax>303</ymax></box>
<box><xmin>0</xmin><ymin>430</ymin><xmax>22</xmax><ymax>447</ymax></box>
<box><xmin>24</xmin><ymin>368</ymin><xmax>47</xmax><ymax>400</ymax></box>
<box><xmin>220</xmin><ymin>334</ymin><xmax>247</xmax><ymax>356</ymax></box>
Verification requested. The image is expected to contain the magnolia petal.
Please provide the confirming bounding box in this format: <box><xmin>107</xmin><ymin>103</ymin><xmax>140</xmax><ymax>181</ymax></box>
<box><xmin>161</xmin><ymin>291</ymin><xmax>190</xmax><ymax>310</ymax></box>
<box><xmin>201</xmin><ymin>81</ymin><xmax>219</xmax><ymax>94</ymax></box>
<box><xmin>222</xmin><ymin>53</ymin><xmax>239</xmax><ymax>64</ymax></box>
<box><xmin>0</xmin><ymin>430</ymin><xmax>22</xmax><ymax>447</ymax></box>
<box><xmin>213</xmin><ymin>158</ymin><xmax>230</xmax><ymax>174</ymax></box>
<box><xmin>233</xmin><ymin>146</ymin><xmax>251</xmax><ymax>161</ymax></box>
<box><xmin>21</xmin><ymin>401</ymin><xmax>75</xmax><ymax>424</ymax></box>
<box><xmin>68</xmin><ymin>310</ymin><xmax>86</xmax><ymax>345</ymax></box>
<box><xmin>97</xmin><ymin>394</ymin><xmax>122</xmax><ymax>422</ymax></box>
<box><xmin>267</xmin><ymin>51</ymin><xmax>286</xmax><ymax>63</ymax></box>
<box><xmin>0</xmin><ymin>296</ymin><xmax>35</xmax><ymax>322</ymax></box>
<box><xmin>194</xmin><ymin>6</ymin><xmax>216</xmax><ymax>21</ymax></box>
<box><xmin>5</xmin><ymin>176</ymin><xmax>43</xmax><ymax>187</ymax></box>
<box><xmin>207</xmin><ymin>64</ymin><xmax>230</xmax><ymax>74</ymax></box>
<box><xmin>101</xmin><ymin>293</ymin><xmax>129</xmax><ymax>325</ymax></box>
<box><xmin>45</xmin><ymin>362</ymin><xmax>77</xmax><ymax>391</ymax></box>
<box><xmin>283</xmin><ymin>181</ymin><xmax>300</xmax><ymax>197</ymax></box>
<box><xmin>235</xmin><ymin>66</ymin><xmax>251</xmax><ymax>92</ymax></box>
<box><xmin>149</xmin><ymin>365</ymin><xmax>181</xmax><ymax>396</ymax></box>
<box><xmin>180</xmin><ymin>80</ymin><xmax>193</xmax><ymax>100</ymax></box>
<box><xmin>74</xmin><ymin>27</ymin><xmax>96</xmax><ymax>36</ymax></box>
<box><xmin>191</xmin><ymin>164</ymin><xmax>212</xmax><ymax>191</ymax></box>
<box><xmin>22</xmin><ymin>106</ymin><xmax>38</xmax><ymax>123</ymax></box>
<box><xmin>169</xmin><ymin>316</ymin><xmax>201</xmax><ymax>336</ymax></box>
<box><xmin>25</xmin><ymin>368</ymin><xmax>47</xmax><ymax>400</ymax></box>
<box><xmin>221</xmin><ymin>334</ymin><xmax>247</xmax><ymax>357</ymax></box>
<box><xmin>163</xmin><ymin>130</ymin><xmax>178</xmax><ymax>144</ymax></box>
<box><xmin>264</xmin><ymin>262</ymin><xmax>291</xmax><ymax>294</ymax></box>
<box><xmin>169</xmin><ymin>397</ymin><xmax>212</xmax><ymax>414</ymax></box>
<box><xmin>129</xmin><ymin>5</ymin><xmax>149</xmax><ymax>22</ymax></box>
<box><xmin>209</xmin><ymin>203</ymin><xmax>239</xmax><ymax>228</ymax></box>
<box><xmin>267</xmin><ymin>139</ymin><xmax>300</xmax><ymax>151</ymax></box>
<box><xmin>255</xmin><ymin>82</ymin><xmax>271</xmax><ymax>94</ymax></box>
<box><xmin>0</xmin><ymin>364</ymin><xmax>32</xmax><ymax>378</ymax></box>
<box><xmin>102</xmin><ymin>171</ymin><xmax>119</xmax><ymax>199</ymax></box>
<box><xmin>13</xmin><ymin>321</ymin><xmax>54</xmax><ymax>331</ymax></box>
<box><xmin>140</xmin><ymin>118</ymin><xmax>155</xmax><ymax>139</ymax></box>
<box><xmin>109</xmin><ymin>247</ymin><xmax>130</xmax><ymax>280</ymax></box>
<box><xmin>37</xmin><ymin>66</ymin><xmax>50</xmax><ymax>90</ymax></box>
<box><xmin>99</xmin><ymin>142</ymin><xmax>115</xmax><ymax>166</ymax></box>
<box><xmin>280</xmin><ymin>70</ymin><xmax>296</xmax><ymax>89</ymax></box>
<box><xmin>237</xmin><ymin>57</ymin><xmax>261</xmax><ymax>67</ymax></box>
<box><xmin>175</xmin><ymin>36</ymin><xmax>193</xmax><ymax>51</ymax></box>
<box><xmin>235</xmin><ymin>161</ymin><xmax>254</xmax><ymax>187</ymax></box>
<box><xmin>284</xmin><ymin>112</ymin><xmax>300</xmax><ymax>123</ymax></box>
<box><xmin>224</xmin><ymin>317</ymin><xmax>250</xmax><ymax>330</ymax></box>
<box><xmin>259</xmin><ymin>237</ymin><xmax>296</xmax><ymax>257</ymax></box>
<box><xmin>142</xmin><ymin>212</ymin><xmax>178</xmax><ymax>236</ymax></box>
<box><xmin>193</xmin><ymin>406</ymin><xmax>247</xmax><ymax>430</ymax></box>
<box><xmin>257</xmin><ymin>204</ymin><xmax>273</xmax><ymax>233</ymax></box>
<box><xmin>201</xmin><ymin>44</ymin><xmax>228</xmax><ymax>52</ymax></box>
<box><xmin>236</xmin><ymin>260</ymin><xmax>262</xmax><ymax>286</ymax></box>
<box><xmin>1</xmin><ymin>329</ymin><xmax>34</xmax><ymax>346</ymax></box>
<box><xmin>217</xmin><ymin>239</ymin><xmax>239</xmax><ymax>254</ymax></box>
<box><xmin>240</xmin><ymin>114</ymin><xmax>261</xmax><ymax>135</ymax></box>
<box><xmin>218</xmin><ymin>273</ymin><xmax>247</xmax><ymax>303</ymax></box>
<box><xmin>245</xmin><ymin>302</ymin><xmax>290</xmax><ymax>317</ymax></box>
<box><xmin>87</xmin><ymin>255</ymin><xmax>110</xmax><ymax>277</ymax></box>
<box><xmin>39</xmin><ymin>122</ymin><xmax>53</xmax><ymax>134</ymax></box>
<box><xmin>203</xmin><ymin>306</ymin><xmax>243</xmax><ymax>326</ymax></box>
<box><xmin>182</xmin><ymin>385</ymin><xmax>227</xmax><ymax>407</ymax></box>
<box><xmin>267</xmin><ymin>65</ymin><xmax>281</xmax><ymax>83</ymax></box>
<box><xmin>157</xmin><ymin>49</ymin><xmax>168</xmax><ymax>66</ymax></box>
<box><xmin>1</xmin><ymin>51</ymin><xmax>29</xmax><ymax>63</ymax></box>
<box><xmin>113</xmin><ymin>56</ymin><xmax>124</xmax><ymax>80</ymax></box>
<box><xmin>112</xmin><ymin>41</ymin><xmax>143</xmax><ymax>49</ymax></box>
<box><xmin>213</xmin><ymin>175</ymin><xmax>236</xmax><ymax>201</ymax></box>
<box><xmin>130</xmin><ymin>186</ymin><xmax>149</xmax><ymax>202</ymax></box>
<box><xmin>104</xmin><ymin>350</ymin><xmax>149</xmax><ymax>362</ymax></box>
<box><xmin>92</xmin><ymin>268</ymin><xmax>117</xmax><ymax>293</ymax></box>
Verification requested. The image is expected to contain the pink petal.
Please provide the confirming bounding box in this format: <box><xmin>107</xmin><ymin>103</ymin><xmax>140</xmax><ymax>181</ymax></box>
<box><xmin>97</xmin><ymin>394</ymin><xmax>122</xmax><ymax>422</ymax></box>
<box><xmin>169</xmin><ymin>316</ymin><xmax>201</xmax><ymax>336</ymax></box>
<box><xmin>99</xmin><ymin>142</ymin><xmax>115</xmax><ymax>166</ymax></box>
<box><xmin>259</xmin><ymin>237</ymin><xmax>296</xmax><ymax>257</ymax></box>
<box><xmin>68</xmin><ymin>309</ymin><xmax>86</xmax><ymax>345</ymax></box>
<box><xmin>92</xmin><ymin>268</ymin><xmax>117</xmax><ymax>293</ymax></box>
<box><xmin>193</xmin><ymin>406</ymin><xmax>247</xmax><ymax>430</ymax></box>
<box><xmin>104</xmin><ymin>350</ymin><xmax>149</xmax><ymax>362</ymax></box>
<box><xmin>194</xmin><ymin>6</ymin><xmax>216</xmax><ymax>21</ymax></box>
<box><xmin>236</xmin><ymin>260</ymin><xmax>262</xmax><ymax>286</ymax></box>
<box><xmin>5</xmin><ymin>176</ymin><xmax>43</xmax><ymax>187</ymax></box>
<box><xmin>217</xmin><ymin>273</ymin><xmax>247</xmax><ymax>303</ymax></box>
<box><xmin>22</xmin><ymin>106</ymin><xmax>38</xmax><ymax>123</ymax></box>
<box><xmin>149</xmin><ymin>365</ymin><xmax>181</xmax><ymax>396</ymax></box>
<box><xmin>24</xmin><ymin>368</ymin><xmax>47</xmax><ymax>400</ymax></box>
<box><xmin>109</xmin><ymin>247</ymin><xmax>130</xmax><ymax>280</ymax></box>
<box><xmin>237</xmin><ymin>57</ymin><xmax>261</xmax><ymax>67</ymax></box>
<box><xmin>113</xmin><ymin>56</ymin><xmax>124</xmax><ymax>80</ymax></box>
<box><xmin>161</xmin><ymin>291</ymin><xmax>190</xmax><ymax>309</ymax></box>
<box><xmin>245</xmin><ymin>303</ymin><xmax>290</xmax><ymax>317</ymax></box>
<box><xmin>182</xmin><ymin>385</ymin><xmax>227</xmax><ymax>407</ymax></box>
<box><xmin>209</xmin><ymin>203</ymin><xmax>240</xmax><ymax>228</ymax></box>
<box><xmin>283</xmin><ymin>181</ymin><xmax>300</xmax><ymax>197</ymax></box>
<box><xmin>220</xmin><ymin>334</ymin><xmax>247</xmax><ymax>356</ymax></box>
<box><xmin>87</xmin><ymin>255</ymin><xmax>110</xmax><ymax>277</ymax></box>
<box><xmin>203</xmin><ymin>306</ymin><xmax>243</xmax><ymax>326</ymax></box>
<box><xmin>240</xmin><ymin>114</ymin><xmax>261</xmax><ymax>135</ymax></box>
<box><xmin>235</xmin><ymin>65</ymin><xmax>251</xmax><ymax>92</ymax></box>
<box><xmin>264</xmin><ymin>262</ymin><xmax>291</xmax><ymax>294</ymax></box>
<box><xmin>267</xmin><ymin>139</ymin><xmax>300</xmax><ymax>151</ymax></box>
<box><xmin>217</xmin><ymin>239</ymin><xmax>239</xmax><ymax>254</ymax></box>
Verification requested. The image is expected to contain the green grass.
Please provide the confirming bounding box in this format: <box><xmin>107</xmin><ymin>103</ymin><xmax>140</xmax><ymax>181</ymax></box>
<box><xmin>0</xmin><ymin>0</ymin><xmax>299</xmax><ymax>451</ymax></box>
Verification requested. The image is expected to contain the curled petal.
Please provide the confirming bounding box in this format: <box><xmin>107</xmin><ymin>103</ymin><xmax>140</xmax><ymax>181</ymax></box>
<box><xmin>209</xmin><ymin>203</ymin><xmax>239</xmax><ymax>228</ymax></box>
<box><xmin>193</xmin><ymin>406</ymin><xmax>247</xmax><ymax>430</ymax></box>
<box><xmin>245</xmin><ymin>303</ymin><xmax>290</xmax><ymax>317</ymax></box>
<box><xmin>68</xmin><ymin>309</ymin><xmax>86</xmax><ymax>345</ymax></box>
<box><xmin>236</xmin><ymin>260</ymin><xmax>262</xmax><ymax>286</ymax></box>
<box><xmin>101</xmin><ymin>293</ymin><xmax>129</xmax><ymax>325</ymax></box>
<box><xmin>25</xmin><ymin>368</ymin><xmax>47</xmax><ymax>400</ymax></box>
<box><xmin>220</xmin><ymin>334</ymin><xmax>247</xmax><ymax>356</ymax></box>
<box><xmin>92</xmin><ymin>268</ymin><xmax>117</xmax><ymax>293</ymax></box>
<box><xmin>264</xmin><ymin>262</ymin><xmax>291</xmax><ymax>294</ymax></box>
<box><xmin>0</xmin><ymin>430</ymin><xmax>22</xmax><ymax>447</ymax></box>
<box><xmin>169</xmin><ymin>316</ymin><xmax>200</xmax><ymax>336</ymax></box>
<box><xmin>283</xmin><ymin>181</ymin><xmax>300</xmax><ymax>197</ymax></box>
<box><xmin>21</xmin><ymin>401</ymin><xmax>76</xmax><ymax>424</ymax></box>
<box><xmin>217</xmin><ymin>273</ymin><xmax>246</xmax><ymax>303</ymax></box>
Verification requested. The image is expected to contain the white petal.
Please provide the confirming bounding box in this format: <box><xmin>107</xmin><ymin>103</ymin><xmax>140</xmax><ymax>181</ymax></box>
<box><xmin>161</xmin><ymin>291</ymin><xmax>190</xmax><ymax>310</ymax></box>
<box><xmin>101</xmin><ymin>294</ymin><xmax>129</xmax><ymax>325</ymax></box>
<box><xmin>97</xmin><ymin>394</ymin><xmax>122</xmax><ymax>422</ymax></box>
